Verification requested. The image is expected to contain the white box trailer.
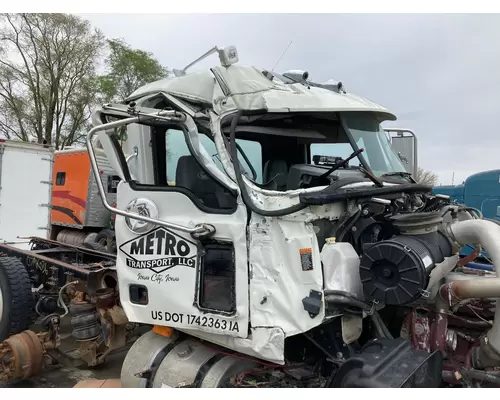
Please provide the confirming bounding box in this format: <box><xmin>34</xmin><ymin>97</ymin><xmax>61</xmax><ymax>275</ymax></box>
<box><xmin>0</xmin><ymin>139</ymin><xmax>53</xmax><ymax>250</ymax></box>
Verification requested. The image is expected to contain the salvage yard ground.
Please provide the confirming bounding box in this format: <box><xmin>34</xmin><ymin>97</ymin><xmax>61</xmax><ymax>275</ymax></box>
<box><xmin>0</xmin><ymin>318</ymin><xmax>137</xmax><ymax>388</ymax></box>
<box><xmin>0</xmin><ymin>351</ymin><xmax>126</xmax><ymax>388</ymax></box>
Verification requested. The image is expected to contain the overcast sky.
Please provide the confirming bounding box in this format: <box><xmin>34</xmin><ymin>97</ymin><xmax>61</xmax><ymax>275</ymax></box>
<box><xmin>81</xmin><ymin>13</ymin><xmax>500</xmax><ymax>185</ymax></box>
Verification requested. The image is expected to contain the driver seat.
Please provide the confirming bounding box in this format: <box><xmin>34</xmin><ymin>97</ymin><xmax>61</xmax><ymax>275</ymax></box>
<box><xmin>263</xmin><ymin>159</ymin><xmax>288</xmax><ymax>191</ymax></box>
<box><xmin>176</xmin><ymin>155</ymin><xmax>236</xmax><ymax>209</ymax></box>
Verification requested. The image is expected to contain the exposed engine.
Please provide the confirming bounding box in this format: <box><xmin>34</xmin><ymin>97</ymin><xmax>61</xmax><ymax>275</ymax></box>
<box><xmin>302</xmin><ymin>189</ymin><xmax>500</xmax><ymax>388</ymax></box>
<box><xmin>317</xmin><ymin>195</ymin><xmax>456</xmax><ymax>307</ymax></box>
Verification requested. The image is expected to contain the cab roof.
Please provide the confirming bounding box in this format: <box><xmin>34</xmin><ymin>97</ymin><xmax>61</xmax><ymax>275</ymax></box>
<box><xmin>125</xmin><ymin>64</ymin><xmax>396</xmax><ymax>121</ymax></box>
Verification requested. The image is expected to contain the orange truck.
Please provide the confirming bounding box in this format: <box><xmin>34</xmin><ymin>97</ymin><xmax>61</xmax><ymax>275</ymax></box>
<box><xmin>50</xmin><ymin>147</ymin><xmax>120</xmax><ymax>252</ymax></box>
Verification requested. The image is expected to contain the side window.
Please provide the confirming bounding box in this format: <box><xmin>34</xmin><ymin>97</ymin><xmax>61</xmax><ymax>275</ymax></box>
<box><xmin>165</xmin><ymin>128</ymin><xmax>263</xmax><ymax>185</ymax></box>
<box><xmin>235</xmin><ymin>139</ymin><xmax>263</xmax><ymax>184</ymax></box>
<box><xmin>164</xmin><ymin>129</ymin><xmax>237</xmax><ymax>211</ymax></box>
<box><xmin>166</xmin><ymin>129</ymin><xmax>189</xmax><ymax>185</ymax></box>
<box><xmin>166</xmin><ymin>130</ymin><xmax>262</xmax><ymax>184</ymax></box>
<box><xmin>55</xmin><ymin>172</ymin><xmax>66</xmax><ymax>186</ymax></box>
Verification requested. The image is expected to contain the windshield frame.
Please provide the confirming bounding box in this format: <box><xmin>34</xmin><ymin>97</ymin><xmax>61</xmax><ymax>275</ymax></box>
<box><xmin>339</xmin><ymin>112</ymin><xmax>411</xmax><ymax>180</ymax></box>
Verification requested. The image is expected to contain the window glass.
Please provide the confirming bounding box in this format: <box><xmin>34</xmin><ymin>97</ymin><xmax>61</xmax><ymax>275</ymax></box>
<box><xmin>310</xmin><ymin>143</ymin><xmax>362</xmax><ymax>167</ymax></box>
<box><xmin>343</xmin><ymin>113</ymin><xmax>407</xmax><ymax>177</ymax></box>
<box><xmin>163</xmin><ymin>129</ymin><xmax>262</xmax><ymax>211</ymax></box>
<box><xmin>166</xmin><ymin>129</ymin><xmax>262</xmax><ymax>184</ymax></box>
<box><xmin>309</xmin><ymin>113</ymin><xmax>407</xmax><ymax>177</ymax></box>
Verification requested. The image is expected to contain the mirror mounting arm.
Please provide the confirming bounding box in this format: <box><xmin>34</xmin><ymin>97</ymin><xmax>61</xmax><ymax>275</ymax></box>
<box><xmin>125</xmin><ymin>146</ymin><xmax>138</xmax><ymax>163</ymax></box>
<box><xmin>86</xmin><ymin>110</ymin><xmax>211</xmax><ymax>236</ymax></box>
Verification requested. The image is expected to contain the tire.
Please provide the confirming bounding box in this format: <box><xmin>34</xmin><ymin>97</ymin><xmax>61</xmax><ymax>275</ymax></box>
<box><xmin>96</xmin><ymin>229</ymin><xmax>116</xmax><ymax>254</ymax></box>
<box><xmin>81</xmin><ymin>240</ymin><xmax>108</xmax><ymax>253</ymax></box>
<box><xmin>95</xmin><ymin>229</ymin><xmax>115</xmax><ymax>242</ymax></box>
<box><xmin>0</xmin><ymin>257</ymin><xmax>35</xmax><ymax>342</ymax></box>
<box><xmin>82</xmin><ymin>230</ymin><xmax>116</xmax><ymax>254</ymax></box>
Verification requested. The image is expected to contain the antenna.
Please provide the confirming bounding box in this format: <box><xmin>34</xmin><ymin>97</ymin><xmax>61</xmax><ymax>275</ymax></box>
<box><xmin>272</xmin><ymin>40</ymin><xmax>293</xmax><ymax>72</ymax></box>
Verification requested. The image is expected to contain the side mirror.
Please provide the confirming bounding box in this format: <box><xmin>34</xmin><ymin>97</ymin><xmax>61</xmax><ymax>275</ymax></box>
<box><xmin>397</xmin><ymin>152</ymin><xmax>408</xmax><ymax>164</ymax></box>
<box><xmin>384</xmin><ymin>129</ymin><xmax>418</xmax><ymax>178</ymax></box>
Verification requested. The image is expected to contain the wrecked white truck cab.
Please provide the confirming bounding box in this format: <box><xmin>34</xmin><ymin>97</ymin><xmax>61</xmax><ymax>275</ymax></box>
<box><xmin>87</xmin><ymin>46</ymin><xmax>500</xmax><ymax>388</ymax></box>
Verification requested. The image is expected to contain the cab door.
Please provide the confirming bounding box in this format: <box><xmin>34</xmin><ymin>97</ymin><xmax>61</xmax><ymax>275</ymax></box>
<box><xmin>92</xmin><ymin>107</ymin><xmax>250</xmax><ymax>339</ymax></box>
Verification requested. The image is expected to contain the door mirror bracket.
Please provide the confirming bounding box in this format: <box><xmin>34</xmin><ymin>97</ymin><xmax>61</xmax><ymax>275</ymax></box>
<box><xmin>86</xmin><ymin>107</ymin><xmax>214</xmax><ymax>237</ymax></box>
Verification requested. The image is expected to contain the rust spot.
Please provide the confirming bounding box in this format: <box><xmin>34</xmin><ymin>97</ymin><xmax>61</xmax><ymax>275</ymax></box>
<box><xmin>430</xmin><ymin>311</ymin><xmax>448</xmax><ymax>353</ymax></box>
<box><xmin>410</xmin><ymin>310</ymin><xmax>431</xmax><ymax>352</ymax></box>
<box><xmin>0</xmin><ymin>330</ymin><xmax>45</xmax><ymax>382</ymax></box>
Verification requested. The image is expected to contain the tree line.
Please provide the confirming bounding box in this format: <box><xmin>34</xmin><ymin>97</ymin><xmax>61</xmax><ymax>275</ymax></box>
<box><xmin>415</xmin><ymin>167</ymin><xmax>438</xmax><ymax>186</ymax></box>
<box><xmin>0</xmin><ymin>13</ymin><xmax>168</xmax><ymax>149</ymax></box>
<box><xmin>0</xmin><ymin>13</ymin><xmax>440</xmax><ymax>185</ymax></box>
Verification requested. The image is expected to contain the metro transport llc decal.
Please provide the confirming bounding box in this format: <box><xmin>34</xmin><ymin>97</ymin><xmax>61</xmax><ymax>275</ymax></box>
<box><xmin>119</xmin><ymin>226</ymin><xmax>199</xmax><ymax>283</ymax></box>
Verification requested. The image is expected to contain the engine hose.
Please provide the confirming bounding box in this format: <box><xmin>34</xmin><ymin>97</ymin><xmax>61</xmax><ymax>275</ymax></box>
<box><xmin>324</xmin><ymin>291</ymin><xmax>371</xmax><ymax>312</ymax></box>
<box><xmin>460</xmin><ymin>369</ymin><xmax>500</xmax><ymax>385</ymax></box>
<box><xmin>465</xmin><ymin>261</ymin><xmax>495</xmax><ymax>272</ymax></box>
<box><xmin>336</xmin><ymin>207</ymin><xmax>362</xmax><ymax>242</ymax></box>
<box><xmin>458</xmin><ymin>245</ymin><xmax>481</xmax><ymax>266</ymax></box>
<box><xmin>58</xmin><ymin>281</ymin><xmax>79</xmax><ymax>318</ymax></box>
<box><xmin>466</xmin><ymin>207</ymin><xmax>483</xmax><ymax>219</ymax></box>
<box><xmin>229</xmin><ymin>111</ymin><xmax>308</xmax><ymax>217</ymax></box>
<box><xmin>372</xmin><ymin>311</ymin><xmax>393</xmax><ymax>339</ymax></box>
<box><xmin>370</xmin><ymin>312</ymin><xmax>387</xmax><ymax>338</ymax></box>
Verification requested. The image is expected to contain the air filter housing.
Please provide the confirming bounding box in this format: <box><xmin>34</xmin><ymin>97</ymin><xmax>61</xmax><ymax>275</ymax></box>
<box><xmin>359</xmin><ymin>212</ymin><xmax>453</xmax><ymax>305</ymax></box>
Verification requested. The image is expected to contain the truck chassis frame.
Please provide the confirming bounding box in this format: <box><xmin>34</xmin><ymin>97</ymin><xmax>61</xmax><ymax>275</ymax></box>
<box><xmin>0</xmin><ymin>237</ymin><xmax>140</xmax><ymax>383</ymax></box>
<box><xmin>0</xmin><ymin>236</ymin><xmax>117</xmax><ymax>295</ymax></box>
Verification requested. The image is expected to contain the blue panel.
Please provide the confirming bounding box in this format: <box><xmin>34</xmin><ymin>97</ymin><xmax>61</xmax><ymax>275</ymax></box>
<box><xmin>433</xmin><ymin>170</ymin><xmax>500</xmax><ymax>264</ymax></box>
<box><xmin>463</xmin><ymin>170</ymin><xmax>500</xmax><ymax>221</ymax></box>
<box><xmin>432</xmin><ymin>184</ymin><xmax>465</xmax><ymax>204</ymax></box>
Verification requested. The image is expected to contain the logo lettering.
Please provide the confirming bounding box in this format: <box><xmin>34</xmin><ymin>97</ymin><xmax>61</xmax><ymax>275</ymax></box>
<box><xmin>119</xmin><ymin>226</ymin><xmax>198</xmax><ymax>275</ymax></box>
<box><xmin>128</xmin><ymin>229</ymin><xmax>191</xmax><ymax>257</ymax></box>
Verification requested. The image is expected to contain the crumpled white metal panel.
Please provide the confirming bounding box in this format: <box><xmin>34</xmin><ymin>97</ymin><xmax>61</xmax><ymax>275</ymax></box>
<box><xmin>248</xmin><ymin>215</ymin><xmax>325</xmax><ymax>336</ymax></box>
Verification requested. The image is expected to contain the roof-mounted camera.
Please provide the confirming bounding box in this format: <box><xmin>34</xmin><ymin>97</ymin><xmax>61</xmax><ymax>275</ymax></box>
<box><xmin>173</xmin><ymin>45</ymin><xmax>239</xmax><ymax>77</ymax></box>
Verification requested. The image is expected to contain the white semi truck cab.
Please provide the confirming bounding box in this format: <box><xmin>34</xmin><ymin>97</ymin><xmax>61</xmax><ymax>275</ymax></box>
<box><xmin>85</xmin><ymin>46</ymin><xmax>500</xmax><ymax>388</ymax></box>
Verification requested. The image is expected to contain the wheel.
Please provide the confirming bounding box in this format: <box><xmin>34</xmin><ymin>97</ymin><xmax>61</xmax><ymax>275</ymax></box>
<box><xmin>0</xmin><ymin>257</ymin><xmax>35</xmax><ymax>342</ymax></box>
